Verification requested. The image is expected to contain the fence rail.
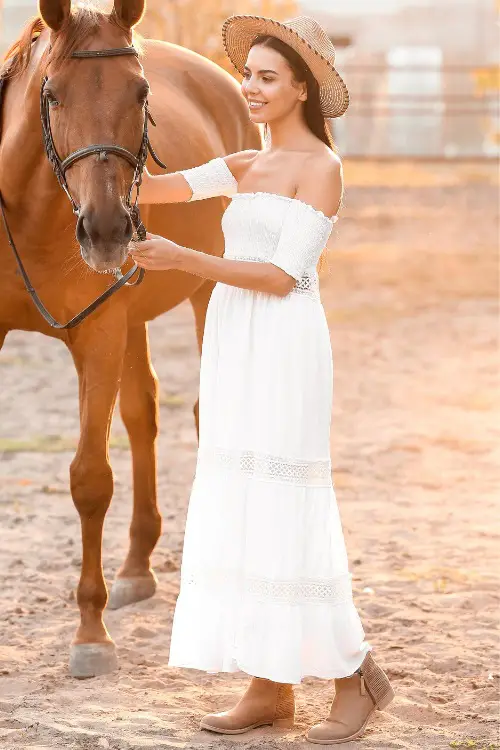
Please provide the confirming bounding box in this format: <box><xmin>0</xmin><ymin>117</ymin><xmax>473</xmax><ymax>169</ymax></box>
<box><xmin>335</xmin><ymin>63</ymin><xmax>499</xmax><ymax>158</ymax></box>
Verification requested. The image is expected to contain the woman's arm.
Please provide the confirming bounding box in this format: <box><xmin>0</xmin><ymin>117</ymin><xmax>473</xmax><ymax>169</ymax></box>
<box><xmin>129</xmin><ymin>235</ymin><xmax>296</xmax><ymax>297</ymax></box>
<box><xmin>175</xmin><ymin>246</ymin><xmax>296</xmax><ymax>297</ymax></box>
<box><xmin>138</xmin><ymin>150</ymin><xmax>259</xmax><ymax>205</ymax></box>
<box><xmin>138</xmin><ymin>168</ymin><xmax>193</xmax><ymax>204</ymax></box>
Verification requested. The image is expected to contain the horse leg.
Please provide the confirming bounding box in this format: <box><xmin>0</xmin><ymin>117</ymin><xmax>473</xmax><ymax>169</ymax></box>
<box><xmin>189</xmin><ymin>279</ymin><xmax>216</xmax><ymax>439</ymax></box>
<box><xmin>108</xmin><ymin>322</ymin><xmax>161</xmax><ymax>609</ymax></box>
<box><xmin>67</xmin><ymin>323</ymin><xmax>126</xmax><ymax>678</ymax></box>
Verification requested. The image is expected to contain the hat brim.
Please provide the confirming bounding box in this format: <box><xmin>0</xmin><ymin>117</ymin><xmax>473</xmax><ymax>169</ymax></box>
<box><xmin>222</xmin><ymin>14</ymin><xmax>349</xmax><ymax>118</ymax></box>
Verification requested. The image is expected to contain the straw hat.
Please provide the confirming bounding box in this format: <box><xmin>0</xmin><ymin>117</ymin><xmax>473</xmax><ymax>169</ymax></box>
<box><xmin>221</xmin><ymin>14</ymin><xmax>349</xmax><ymax>118</ymax></box>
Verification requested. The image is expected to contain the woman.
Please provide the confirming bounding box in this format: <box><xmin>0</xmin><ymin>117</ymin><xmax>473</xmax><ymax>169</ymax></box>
<box><xmin>131</xmin><ymin>14</ymin><xmax>394</xmax><ymax>745</ymax></box>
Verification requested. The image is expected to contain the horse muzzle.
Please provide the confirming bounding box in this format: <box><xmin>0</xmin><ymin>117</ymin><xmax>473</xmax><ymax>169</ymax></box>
<box><xmin>77</xmin><ymin>205</ymin><xmax>133</xmax><ymax>273</ymax></box>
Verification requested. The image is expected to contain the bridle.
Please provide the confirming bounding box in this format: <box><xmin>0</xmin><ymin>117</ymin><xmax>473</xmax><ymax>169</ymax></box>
<box><xmin>0</xmin><ymin>44</ymin><xmax>167</xmax><ymax>330</ymax></box>
<box><xmin>41</xmin><ymin>46</ymin><xmax>166</xmax><ymax>229</ymax></box>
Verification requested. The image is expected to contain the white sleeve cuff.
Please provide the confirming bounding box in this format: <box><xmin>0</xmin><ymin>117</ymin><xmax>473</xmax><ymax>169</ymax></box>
<box><xmin>179</xmin><ymin>157</ymin><xmax>238</xmax><ymax>202</ymax></box>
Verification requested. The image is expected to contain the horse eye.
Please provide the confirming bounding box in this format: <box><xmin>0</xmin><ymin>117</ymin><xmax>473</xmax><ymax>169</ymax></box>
<box><xmin>137</xmin><ymin>83</ymin><xmax>150</xmax><ymax>105</ymax></box>
<box><xmin>45</xmin><ymin>90</ymin><xmax>60</xmax><ymax>107</ymax></box>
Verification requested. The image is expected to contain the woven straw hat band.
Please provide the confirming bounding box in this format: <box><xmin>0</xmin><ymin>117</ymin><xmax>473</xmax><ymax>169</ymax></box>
<box><xmin>222</xmin><ymin>15</ymin><xmax>349</xmax><ymax>118</ymax></box>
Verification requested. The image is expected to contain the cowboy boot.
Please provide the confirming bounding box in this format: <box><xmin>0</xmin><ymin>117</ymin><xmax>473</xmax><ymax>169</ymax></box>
<box><xmin>200</xmin><ymin>677</ymin><xmax>295</xmax><ymax>734</ymax></box>
<box><xmin>306</xmin><ymin>652</ymin><xmax>394</xmax><ymax>744</ymax></box>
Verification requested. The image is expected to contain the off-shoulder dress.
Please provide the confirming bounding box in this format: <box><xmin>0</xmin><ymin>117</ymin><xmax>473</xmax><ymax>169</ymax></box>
<box><xmin>167</xmin><ymin>157</ymin><xmax>370</xmax><ymax>684</ymax></box>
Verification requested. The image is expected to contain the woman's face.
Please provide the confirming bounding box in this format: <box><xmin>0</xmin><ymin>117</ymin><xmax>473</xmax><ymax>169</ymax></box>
<box><xmin>241</xmin><ymin>44</ymin><xmax>307</xmax><ymax>124</ymax></box>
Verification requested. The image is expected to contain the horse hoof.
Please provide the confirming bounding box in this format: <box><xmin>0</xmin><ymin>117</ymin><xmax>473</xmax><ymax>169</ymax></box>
<box><xmin>107</xmin><ymin>572</ymin><xmax>158</xmax><ymax>610</ymax></box>
<box><xmin>69</xmin><ymin>642</ymin><xmax>118</xmax><ymax>679</ymax></box>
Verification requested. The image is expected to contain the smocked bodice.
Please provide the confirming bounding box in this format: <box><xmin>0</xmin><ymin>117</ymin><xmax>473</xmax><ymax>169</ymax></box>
<box><xmin>179</xmin><ymin>157</ymin><xmax>337</xmax><ymax>294</ymax></box>
<box><xmin>222</xmin><ymin>193</ymin><xmax>332</xmax><ymax>273</ymax></box>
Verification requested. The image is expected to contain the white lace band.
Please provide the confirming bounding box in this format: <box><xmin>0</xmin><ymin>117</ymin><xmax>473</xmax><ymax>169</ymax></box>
<box><xmin>226</xmin><ymin>256</ymin><xmax>321</xmax><ymax>300</ymax></box>
<box><xmin>293</xmin><ymin>275</ymin><xmax>320</xmax><ymax>299</ymax></box>
<box><xmin>196</xmin><ymin>447</ymin><xmax>332</xmax><ymax>487</ymax></box>
<box><xmin>181</xmin><ymin>571</ymin><xmax>354</xmax><ymax>606</ymax></box>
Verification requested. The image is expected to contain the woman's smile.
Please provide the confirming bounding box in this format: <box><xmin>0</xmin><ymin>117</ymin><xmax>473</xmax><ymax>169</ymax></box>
<box><xmin>247</xmin><ymin>99</ymin><xmax>267</xmax><ymax>110</ymax></box>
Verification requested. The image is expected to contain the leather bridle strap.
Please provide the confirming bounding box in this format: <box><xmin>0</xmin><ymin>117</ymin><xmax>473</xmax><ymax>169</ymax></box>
<box><xmin>40</xmin><ymin>45</ymin><xmax>167</xmax><ymax>207</ymax></box>
<box><xmin>0</xmin><ymin>190</ymin><xmax>143</xmax><ymax>330</ymax></box>
<box><xmin>0</xmin><ymin>44</ymin><xmax>169</xmax><ymax>330</ymax></box>
<box><xmin>71</xmin><ymin>47</ymin><xmax>139</xmax><ymax>59</ymax></box>
<box><xmin>61</xmin><ymin>144</ymin><xmax>139</xmax><ymax>173</ymax></box>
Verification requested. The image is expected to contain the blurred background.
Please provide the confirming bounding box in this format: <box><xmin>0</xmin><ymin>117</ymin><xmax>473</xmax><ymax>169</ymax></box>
<box><xmin>1</xmin><ymin>0</ymin><xmax>498</xmax><ymax>157</ymax></box>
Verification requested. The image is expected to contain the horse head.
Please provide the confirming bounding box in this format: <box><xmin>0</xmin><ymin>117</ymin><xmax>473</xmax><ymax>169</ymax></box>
<box><xmin>39</xmin><ymin>0</ymin><xmax>149</xmax><ymax>274</ymax></box>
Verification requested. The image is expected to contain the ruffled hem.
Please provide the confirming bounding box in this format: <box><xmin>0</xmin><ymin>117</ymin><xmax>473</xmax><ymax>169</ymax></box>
<box><xmin>168</xmin><ymin>583</ymin><xmax>371</xmax><ymax>684</ymax></box>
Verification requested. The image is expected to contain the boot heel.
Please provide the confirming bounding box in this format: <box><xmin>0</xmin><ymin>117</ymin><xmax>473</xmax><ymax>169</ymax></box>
<box><xmin>273</xmin><ymin>716</ymin><xmax>294</xmax><ymax>728</ymax></box>
<box><xmin>273</xmin><ymin>684</ymin><xmax>295</xmax><ymax>728</ymax></box>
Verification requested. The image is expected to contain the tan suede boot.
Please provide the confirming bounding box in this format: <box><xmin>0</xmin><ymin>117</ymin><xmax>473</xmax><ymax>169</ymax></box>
<box><xmin>200</xmin><ymin>677</ymin><xmax>295</xmax><ymax>735</ymax></box>
<box><xmin>306</xmin><ymin>653</ymin><xmax>394</xmax><ymax>745</ymax></box>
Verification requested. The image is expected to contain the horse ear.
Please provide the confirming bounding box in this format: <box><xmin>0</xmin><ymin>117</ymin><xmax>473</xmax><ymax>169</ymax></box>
<box><xmin>112</xmin><ymin>0</ymin><xmax>146</xmax><ymax>29</ymax></box>
<box><xmin>38</xmin><ymin>0</ymin><xmax>71</xmax><ymax>32</ymax></box>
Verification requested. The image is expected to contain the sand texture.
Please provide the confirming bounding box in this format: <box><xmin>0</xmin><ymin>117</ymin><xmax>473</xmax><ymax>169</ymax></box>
<box><xmin>0</xmin><ymin>161</ymin><xmax>498</xmax><ymax>750</ymax></box>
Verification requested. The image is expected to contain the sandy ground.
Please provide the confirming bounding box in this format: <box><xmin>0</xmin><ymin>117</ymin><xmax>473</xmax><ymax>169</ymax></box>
<box><xmin>0</xmin><ymin>161</ymin><xmax>498</xmax><ymax>750</ymax></box>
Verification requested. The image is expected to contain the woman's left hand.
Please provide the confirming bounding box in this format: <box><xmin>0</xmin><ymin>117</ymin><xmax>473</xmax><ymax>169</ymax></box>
<box><xmin>129</xmin><ymin>232</ymin><xmax>184</xmax><ymax>271</ymax></box>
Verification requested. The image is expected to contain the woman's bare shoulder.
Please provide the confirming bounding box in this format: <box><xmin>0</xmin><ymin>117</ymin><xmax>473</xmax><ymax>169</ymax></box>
<box><xmin>294</xmin><ymin>150</ymin><xmax>343</xmax><ymax>219</ymax></box>
<box><xmin>301</xmin><ymin>148</ymin><xmax>343</xmax><ymax>188</ymax></box>
<box><xmin>223</xmin><ymin>150</ymin><xmax>261</xmax><ymax>181</ymax></box>
<box><xmin>305</xmin><ymin>147</ymin><xmax>342</xmax><ymax>173</ymax></box>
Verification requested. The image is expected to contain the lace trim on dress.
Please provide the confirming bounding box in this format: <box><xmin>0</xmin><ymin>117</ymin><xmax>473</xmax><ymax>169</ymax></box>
<box><xmin>246</xmin><ymin>575</ymin><xmax>354</xmax><ymax>605</ymax></box>
<box><xmin>226</xmin><ymin>255</ymin><xmax>321</xmax><ymax>300</ymax></box>
<box><xmin>181</xmin><ymin>570</ymin><xmax>354</xmax><ymax>606</ymax></box>
<box><xmin>196</xmin><ymin>446</ymin><xmax>332</xmax><ymax>487</ymax></box>
<box><xmin>225</xmin><ymin>255</ymin><xmax>266</xmax><ymax>263</ymax></box>
<box><xmin>292</xmin><ymin>275</ymin><xmax>320</xmax><ymax>299</ymax></box>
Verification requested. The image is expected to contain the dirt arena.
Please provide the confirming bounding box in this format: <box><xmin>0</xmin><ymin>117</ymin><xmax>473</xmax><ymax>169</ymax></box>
<box><xmin>0</xmin><ymin>161</ymin><xmax>498</xmax><ymax>750</ymax></box>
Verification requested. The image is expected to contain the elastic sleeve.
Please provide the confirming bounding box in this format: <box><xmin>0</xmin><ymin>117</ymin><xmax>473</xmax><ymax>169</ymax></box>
<box><xmin>269</xmin><ymin>201</ymin><xmax>335</xmax><ymax>281</ymax></box>
<box><xmin>178</xmin><ymin>156</ymin><xmax>238</xmax><ymax>202</ymax></box>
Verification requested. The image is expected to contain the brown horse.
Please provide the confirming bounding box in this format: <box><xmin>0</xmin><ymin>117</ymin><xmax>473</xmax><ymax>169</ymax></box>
<box><xmin>0</xmin><ymin>0</ymin><xmax>261</xmax><ymax>678</ymax></box>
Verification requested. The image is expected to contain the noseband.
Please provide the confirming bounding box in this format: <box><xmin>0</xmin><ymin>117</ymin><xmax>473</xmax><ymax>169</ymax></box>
<box><xmin>0</xmin><ymin>44</ymin><xmax>167</xmax><ymax>330</ymax></box>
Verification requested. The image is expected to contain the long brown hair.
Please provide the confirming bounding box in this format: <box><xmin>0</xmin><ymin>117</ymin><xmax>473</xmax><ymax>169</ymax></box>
<box><xmin>250</xmin><ymin>34</ymin><xmax>339</xmax><ymax>273</ymax></box>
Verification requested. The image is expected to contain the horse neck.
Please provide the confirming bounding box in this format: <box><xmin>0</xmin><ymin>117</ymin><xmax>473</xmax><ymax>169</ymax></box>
<box><xmin>0</xmin><ymin>36</ymin><xmax>72</xmax><ymax>243</ymax></box>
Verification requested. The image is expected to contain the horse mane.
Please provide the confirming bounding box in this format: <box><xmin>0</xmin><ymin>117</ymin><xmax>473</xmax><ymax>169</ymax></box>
<box><xmin>1</xmin><ymin>5</ymin><xmax>142</xmax><ymax>80</ymax></box>
<box><xmin>1</xmin><ymin>17</ymin><xmax>46</xmax><ymax>79</ymax></box>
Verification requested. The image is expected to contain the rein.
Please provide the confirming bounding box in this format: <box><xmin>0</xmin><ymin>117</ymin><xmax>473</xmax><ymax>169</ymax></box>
<box><xmin>0</xmin><ymin>44</ymin><xmax>167</xmax><ymax>330</ymax></box>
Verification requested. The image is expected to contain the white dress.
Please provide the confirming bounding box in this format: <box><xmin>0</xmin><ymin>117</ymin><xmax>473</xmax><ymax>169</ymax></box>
<box><xmin>167</xmin><ymin>157</ymin><xmax>371</xmax><ymax>685</ymax></box>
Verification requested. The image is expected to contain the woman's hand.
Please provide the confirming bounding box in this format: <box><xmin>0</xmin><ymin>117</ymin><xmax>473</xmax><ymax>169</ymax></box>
<box><xmin>129</xmin><ymin>232</ymin><xmax>185</xmax><ymax>271</ymax></box>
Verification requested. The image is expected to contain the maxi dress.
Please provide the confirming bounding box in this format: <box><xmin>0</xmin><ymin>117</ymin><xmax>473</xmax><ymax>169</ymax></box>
<box><xmin>167</xmin><ymin>157</ymin><xmax>371</xmax><ymax>685</ymax></box>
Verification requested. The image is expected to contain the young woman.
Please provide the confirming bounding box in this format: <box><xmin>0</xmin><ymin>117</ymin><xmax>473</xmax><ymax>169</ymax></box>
<box><xmin>131</xmin><ymin>14</ymin><xmax>394</xmax><ymax>745</ymax></box>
